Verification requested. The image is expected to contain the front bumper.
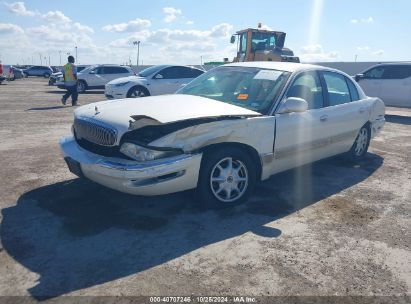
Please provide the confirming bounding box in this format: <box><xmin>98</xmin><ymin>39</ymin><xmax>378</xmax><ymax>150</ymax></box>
<box><xmin>60</xmin><ymin>136</ymin><xmax>202</xmax><ymax>196</ymax></box>
<box><xmin>105</xmin><ymin>84</ymin><xmax>127</xmax><ymax>100</ymax></box>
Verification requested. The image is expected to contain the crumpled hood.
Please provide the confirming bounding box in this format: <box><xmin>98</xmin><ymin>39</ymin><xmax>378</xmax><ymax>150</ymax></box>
<box><xmin>74</xmin><ymin>94</ymin><xmax>260</xmax><ymax>139</ymax></box>
<box><xmin>107</xmin><ymin>76</ymin><xmax>146</xmax><ymax>85</ymax></box>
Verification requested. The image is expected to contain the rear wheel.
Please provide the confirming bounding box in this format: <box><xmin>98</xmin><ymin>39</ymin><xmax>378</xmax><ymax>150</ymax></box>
<box><xmin>44</xmin><ymin>73</ymin><xmax>50</xmax><ymax>78</ymax></box>
<box><xmin>197</xmin><ymin>147</ymin><xmax>256</xmax><ymax>207</ymax></box>
<box><xmin>127</xmin><ymin>86</ymin><xmax>150</xmax><ymax>98</ymax></box>
<box><xmin>348</xmin><ymin>124</ymin><xmax>371</xmax><ymax>161</ymax></box>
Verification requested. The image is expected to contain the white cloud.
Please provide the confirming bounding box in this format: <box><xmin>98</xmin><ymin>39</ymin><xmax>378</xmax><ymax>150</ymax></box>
<box><xmin>42</xmin><ymin>10</ymin><xmax>71</xmax><ymax>24</ymax></box>
<box><xmin>102</xmin><ymin>19</ymin><xmax>151</xmax><ymax>33</ymax></box>
<box><xmin>186</xmin><ymin>20</ymin><xmax>194</xmax><ymax>25</ymax></box>
<box><xmin>73</xmin><ymin>22</ymin><xmax>94</xmax><ymax>34</ymax></box>
<box><xmin>298</xmin><ymin>44</ymin><xmax>339</xmax><ymax>62</ymax></box>
<box><xmin>4</xmin><ymin>1</ymin><xmax>38</xmax><ymax>16</ymax></box>
<box><xmin>350</xmin><ymin>17</ymin><xmax>373</xmax><ymax>24</ymax></box>
<box><xmin>372</xmin><ymin>49</ymin><xmax>384</xmax><ymax>56</ymax></box>
<box><xmin>357</xmin><ymin>46</ymin><xmax>370</xmax><ymax>51</ymax></box>
<box><xmin>209</xmin><ymin>23</ymin><xmax>233</xmax><ymax>38</ymax></box>
<box><xmin>163</xmin><ymin>7</ymin><xmax>182</xmax><ymax>23</ymax></box>
<box><xmin>0</xmin><ymin>22</ymin><xmax>24</xmax><ymax>34</ymax></box>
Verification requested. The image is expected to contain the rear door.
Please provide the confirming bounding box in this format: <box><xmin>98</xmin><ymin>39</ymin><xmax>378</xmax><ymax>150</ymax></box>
<box><xmin>358</xmin><ymin>66</ymin><xmax>384</xmax><ymax>98</ymax></box>
<box><xmin>379</xmin><ymin>65</ymin><xmax>411</xmax><ymax>107</ymax></box>
<box><xmin>320</xmin><ymin>71</ymin><xmax>369</xmax><ymax>154</ymax></box>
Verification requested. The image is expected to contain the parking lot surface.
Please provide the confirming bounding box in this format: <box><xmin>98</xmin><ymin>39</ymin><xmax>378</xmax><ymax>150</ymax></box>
<box><xmin>0</xmin><ymin>78</ymin><xmax>410</xmax><ymax>299</ymax></box>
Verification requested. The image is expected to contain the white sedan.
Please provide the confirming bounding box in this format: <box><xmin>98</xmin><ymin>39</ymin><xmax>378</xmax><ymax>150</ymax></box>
<box><xmin>104</xmin><ymin>65</ymin><xmax>204</xmax><ymax>99</ymax></box>
<box><xmin>60</xmin><ymin>62</ymin><xmax>385</xmax><ymax>206</ymax></box>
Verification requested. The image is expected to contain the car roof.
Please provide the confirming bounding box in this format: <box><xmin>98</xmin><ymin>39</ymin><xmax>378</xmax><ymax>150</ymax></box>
<box><xmin>224</xmin><ymin>61</ymin><xmax>334</xmax><ymax>73</ymax></box>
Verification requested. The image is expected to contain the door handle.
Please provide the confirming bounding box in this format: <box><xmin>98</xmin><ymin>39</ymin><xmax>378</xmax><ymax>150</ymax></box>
<box><xmin>320</xmin><ymin>115</ymin><xmax>328</xmax><ymax>122</ymax></box>
<box><xmin>359</xmin><ymin>107</ymin><xmax>366</xmax><ymax>113</ymax></box>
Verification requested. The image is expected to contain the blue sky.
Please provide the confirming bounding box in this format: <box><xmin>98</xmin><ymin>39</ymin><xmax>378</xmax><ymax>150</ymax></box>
<box><xmin>1</xmin><ymin>0</ymin><xmax>410</xmax><ymax>65</ymax></box>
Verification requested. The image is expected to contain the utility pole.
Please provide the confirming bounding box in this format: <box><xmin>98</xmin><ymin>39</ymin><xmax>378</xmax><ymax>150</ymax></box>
<box><xmin>59</xmin><ymin>51</ymin><xmax>62</xmax><ymax>66</ymax></box>
<box><xmin>354</xmin><ymin>54</ymin><xmax>358</xmax><ymax>62</ymax></box>
<box><xmin>39</xmin><ymin>53</ymin><xmax>42</xmax><ymax>65</ymax></box>
<box><xmin>75</xmin><ymin>46</ymin><xmax>78</xmax><ymax>64</ymax></box>
<box><xmin>133</xmin><ymin>41</ymin><xmax>140</xmax><ymax>68</ymax></box>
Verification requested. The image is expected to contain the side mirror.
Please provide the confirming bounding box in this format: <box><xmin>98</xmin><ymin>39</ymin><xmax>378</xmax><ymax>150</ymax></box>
<box><xmin>278</xmin><ymin>97</ymin><xmax>308</xmax><ymax>114</ymax></box>
<box><xmin>154</xmin><ymin>74</ymin><xmax>163</xmax><ymax>79</ymax></box>
<box><xmin>230</xmin><ymin>35</ymin><xmax>236</xmax><ymax>44</ymax></box>
<box><xmin>354</xmin><ymin>74</ymin><xmax>364</xmax><ymax>82</ymax></box>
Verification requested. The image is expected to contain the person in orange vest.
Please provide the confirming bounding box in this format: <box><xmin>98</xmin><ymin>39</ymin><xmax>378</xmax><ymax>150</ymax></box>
<box><xmin>61</xmin><ymin>56</ymin><xmax>78</xmax><ymax>106</ymax></box>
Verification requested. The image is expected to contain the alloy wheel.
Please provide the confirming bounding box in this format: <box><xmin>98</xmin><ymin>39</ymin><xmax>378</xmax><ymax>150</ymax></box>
<box><xmin>210</xmin><ymin>157</ymin><xmax>249</xmax><ymax>203</ymax></box>
<box><xmin>355</xmin><ymin>128</ymin><xmax>369</xmax><ymax>156</ymax></box>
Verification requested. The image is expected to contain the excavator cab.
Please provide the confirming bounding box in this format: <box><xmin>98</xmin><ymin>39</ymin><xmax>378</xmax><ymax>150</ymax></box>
<box><xmin>231</xmin><ymin>25</ymin><xmax>299</xmax><ymax>63</ymax></box>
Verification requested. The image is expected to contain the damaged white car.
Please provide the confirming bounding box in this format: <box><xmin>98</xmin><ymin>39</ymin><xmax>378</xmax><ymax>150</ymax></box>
<box><xmin>60</xmin><ymin>62</ymin><xmax>385</xmax><ymax>206</ymax></box>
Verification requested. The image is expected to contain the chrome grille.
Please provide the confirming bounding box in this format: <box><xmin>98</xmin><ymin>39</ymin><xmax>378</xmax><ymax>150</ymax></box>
<box><xmin>73</xmin><ymin>118</ymin><xmax>117</xmax><ymax>146</ymax></box>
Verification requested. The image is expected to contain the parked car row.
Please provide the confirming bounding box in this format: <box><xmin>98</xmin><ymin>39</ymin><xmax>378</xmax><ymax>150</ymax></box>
<box><xmin>49</xmin><ymin>65</ymin><xmax>88</xmax><ymax>85</ymax></box>
<box><xmin>23</xmin><ymin>66</ymin><xmax>54</xmax><ymax>78</ymax></box>
<box><xmin>60</xmin><ymin>62</ymin><xmax>385</xmax><ymax>206</ymax></box>
<box><xmin>104</xmin><ymin>65</ymin><xmax>204</xmax><ymax>99</ymax></box>
<box><xmin>55</xmin><ymin>64</ymin><xmax>205</xmax><ymax>98</ymax></box>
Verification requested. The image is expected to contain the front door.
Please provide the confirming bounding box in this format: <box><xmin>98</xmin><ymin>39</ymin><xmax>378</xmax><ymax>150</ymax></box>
<box><xmin>272</xmin><ymin>71</ymin><xmax>331</xmax><ymax>174</ymax></box>
<box><xmin>378</xmin><ymin>65</ymin><xmax>411</xmax><ymax>107</ymax></box>
<box><xmin>357</xmin><ymin>65</ymin><xmax>384</xmax><ymax>98</ymax></box>
<box><xmin>150</xmin><ymin>66</ymin><xmax>187</xmax><ymax>95</ymax></box>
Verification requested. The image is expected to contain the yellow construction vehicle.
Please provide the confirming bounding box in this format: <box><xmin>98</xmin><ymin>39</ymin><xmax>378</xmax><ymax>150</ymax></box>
<box><xmin>229</xmin><ymin>24</ymin><xmax>299</xmax><ymax>63</ymax></box>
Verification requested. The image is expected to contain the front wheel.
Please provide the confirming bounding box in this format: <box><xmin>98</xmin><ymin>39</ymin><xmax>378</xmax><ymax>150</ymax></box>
<box><xmin>77</xmin><ymin>80</ymin><xmax>87</xmax><ymax>93</ymax></box>
<box><xmin>44</xmin><ymin>73</ymin><xmax>50</xmax><ymax>78</ymax></box>
<box><xmin>127</xmin><ymin>86</ymin><xmax>150</xmax><ymax>98</ymax></box>
<box><xmin>348</xmin><ymin>124</ymin><xmax>371</xmax><ymax>161</ymax></box>
<box><xmin>197</xmin><ymin>147</ymin><xmax>256</xmax><ymax>207</ymax></box>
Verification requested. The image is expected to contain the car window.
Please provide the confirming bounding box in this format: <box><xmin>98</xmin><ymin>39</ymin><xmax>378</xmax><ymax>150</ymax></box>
<box><xmin>364</xmin><ymin>66</ymin><xmax>385</xmax><ymax>79</ymax></box>
<box><xmin>110</xmin><ymin>67</ymin><xmax>130</xmax><ymax>74</ymax></box>
<box><xmin>346</xmin><ymin>77</ymin><xmax>360</xmax><ymax>101</ymax></box>
<box><xmin>382</xmin><ymin>65</ymin><xmax>411</xmax><ymax>79</ymax></box>
<box><xmin>183</xmin><ymin>67</ymin><xmax>204</xmax><ymax>78</ymax></box>
<box><xmin>322</xmin><ymin>72</ymin><xmax>351</xmax><ymax>106</ymax></box>
<box><xmin>285</xmin><ymin>71</ymin><xmax>324</xmax><ymax>110</ymax></box>
<box><xmin>102</xmin><ymin>66</ymin><xmax>121</xmax><ymax>74</ymax></box>
<box><xmin>157</xmin><ymin>67</ymin><xmax>185</xmax><ymax>79</ymax></box>
<box><xmin>92</xmin><ymin>67</ymin><xmax>103</xmax><ymax>74</ymax></box>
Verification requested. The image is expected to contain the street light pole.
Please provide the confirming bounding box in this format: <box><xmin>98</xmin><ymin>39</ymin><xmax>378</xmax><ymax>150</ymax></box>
<box><xmin>39</xmin><ymin>53</ymin><xmax>42</xmax><ymax>65</ymax></box>
<box><xmin>75</xmin><ymin>46</ymin><xmax>78</xmax><ymax>64</ymax></box>
<box><xmin>132</xmin><ymin>41</ymin><xmax>140</xmax><ymax>68</ymax></box>
<box><xmin>59</xmin><ymin>51</ymin><xmax>62</xmax><ymax>66</ymax></box>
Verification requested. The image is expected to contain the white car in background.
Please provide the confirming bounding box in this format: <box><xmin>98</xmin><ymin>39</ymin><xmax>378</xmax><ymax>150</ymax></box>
<box><xmin>355</xmin><ymin>63</ymin><xmax>411</xmax><ymax>107</ymax></box>
<box><xmin>104</xmin><ymin>65</ymin><xmax>204</xmax><ymax>99</ymax></box>
<box><xmin>58</xmin><ymin>64</ymin><xmax>135</xmax><ymax>93</ymax></box>
<box><xmin>61</xmin><ymin>62</ymin><xmax>385</xmax><ymax>206</ymax></box>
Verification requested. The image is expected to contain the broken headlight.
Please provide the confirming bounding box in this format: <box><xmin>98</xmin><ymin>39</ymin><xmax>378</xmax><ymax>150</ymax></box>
<box><xmin>120</xmin><ymin>142</ymin><xmax>182</xmax><ymax>162</ymax></box>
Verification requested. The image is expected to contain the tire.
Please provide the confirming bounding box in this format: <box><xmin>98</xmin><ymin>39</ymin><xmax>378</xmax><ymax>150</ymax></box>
<box><xmin>347</xmin><ymin>124</ymin><xmax>371</xmax><ymax>161</ymax></box>
<box><xmin>77</xmin><ymin>80</ymin><xmax>87</xmax><ymax>93</ymax></box>
<box><xmin>126</xmin><ymin>85</ymin><xmax>150</xmax><ymax>98</ymax></box>
<box><xmin>196</xmin><ymin>147</ymin><xmax>256</xmax><ymax>207</ymax></box>
<box><xmin>44</xmin><ymin>73</ymin><xmax>50</xmax><ymax>78</ymax></box>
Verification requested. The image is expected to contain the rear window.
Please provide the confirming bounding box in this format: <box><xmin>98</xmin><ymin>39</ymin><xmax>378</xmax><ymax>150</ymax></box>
<box><xmin>323</xmin><ymin>72</ymin><xmax>351</xmax><ymax>106</ymax></box>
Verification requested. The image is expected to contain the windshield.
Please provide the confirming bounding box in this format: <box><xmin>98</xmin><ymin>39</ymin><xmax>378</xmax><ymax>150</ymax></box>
<box><xmin>251</xmin><ymin>32</ymin><xmax>276</xmax><ymax>52</ymax></box>
<box><xmin>177</xmin><ymin>66</ymin><xmax>290</xmax><ymax>114</ymax></box>
<box><xmin>138</xmin><ymin>65</ymin><xmax>167</xmax><ymax>77</ymax></box>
